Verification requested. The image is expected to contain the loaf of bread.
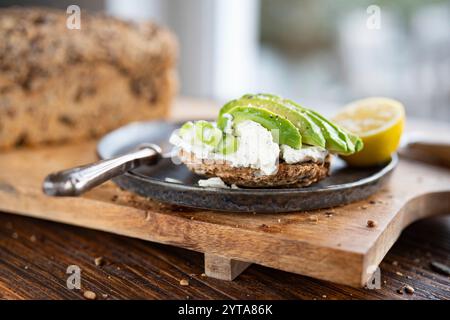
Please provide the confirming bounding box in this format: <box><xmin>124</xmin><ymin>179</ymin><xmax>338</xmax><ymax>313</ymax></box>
<box><xmin>0</xmin><ymin>7</ymin><xmax>177</xmax><ymax>148</ymax></box>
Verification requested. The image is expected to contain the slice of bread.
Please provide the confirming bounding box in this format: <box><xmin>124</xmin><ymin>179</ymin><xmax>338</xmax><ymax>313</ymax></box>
<box><xmin>179</xmin><ymin>150</ymin><xmax>331</xmax><ymax>188</ymax></box>
<box><xmin>0</xmin><ymin>7</ymin><xmax>177</xmax><ymax>149</ymax></box>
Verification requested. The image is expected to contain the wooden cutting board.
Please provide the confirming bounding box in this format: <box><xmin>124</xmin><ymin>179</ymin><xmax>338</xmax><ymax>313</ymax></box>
<box><xmin>0</xmin><ymin>139</ymin><xmax>449</xmax><ymax>287</ymax></box>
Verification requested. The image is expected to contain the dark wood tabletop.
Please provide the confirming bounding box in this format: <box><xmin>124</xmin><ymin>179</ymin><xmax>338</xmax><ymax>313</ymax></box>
<box><xmin>0</xmin><ymin>210</ymin><xmax>449</xmax><ymax>300</ymax></box>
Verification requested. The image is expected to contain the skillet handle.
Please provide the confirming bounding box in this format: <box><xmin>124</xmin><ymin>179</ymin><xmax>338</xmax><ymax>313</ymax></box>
<box><xmin>42</xmin><ymin>144</ymin><xmax>161</xmax><ymax>196</ymax></box>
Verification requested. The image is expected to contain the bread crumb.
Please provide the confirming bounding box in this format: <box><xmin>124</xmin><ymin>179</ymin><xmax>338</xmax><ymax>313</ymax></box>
<box><xmin>180</xmin><ymin>279</ymin><xmax>189</xmax><ymax>286</ymax></box>
<box><xmin>94</xmin><ymin>257</ymin><xmax>104</xmax><ymax>267</ymax></box>
<box><xmin>201</xmin><ymin>273</ymin><xmax>207</xmax><ymax>277</ymax></box>
<box><xmin>12</xmin><ymin>232</ymin><xmax>18</xmax><ymax>239</ymax></box>
<box><xmin>309</xmin><ymin>215</ymin><xmax>319</xmax><ymax>223</ymax></box>
<box><xmin>367</xmin><ymin>220</ymin><xmax>377</xmax><ymax>228</ymax></box>
<box><xmin>404</xmin><ymin>285</ymin><xmax>414</xmax><ymax>294</ymax></box>
<box><xmin>83</xmin><ymin>290</ymin><xmax>97</xmax><ymax>300</ymax></box>
<box><xmin>395</xmin><ymin>271</ymin><xmax>403</xmax><ymax>276</ymax></box>
<box><xmin>392</xmin><ymin>261</ymin><xmax>398</xmax><ymax>266</ymax></box>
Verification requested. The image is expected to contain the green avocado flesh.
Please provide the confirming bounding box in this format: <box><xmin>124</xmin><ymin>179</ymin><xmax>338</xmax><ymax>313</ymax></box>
<box><xmin>241</xmin><ymin>94</ymin><xmax>363</xmax><ymax>155</ymax></box>
<box><xmin>178</xmin><ymin>121</ymin><xmax>238</xmax><ymax>155</ymax></box>
<box><xmin>222</xmin><ymin>106</ymin><xmax>302</xmax><ymax>149</ymax></box>
<box><xmin>217</xmin><ymin>97</ymin><xmax>325</xmax><ymax>148</ymax></box>
<box><xmin>183</xmin><ymin>93</ymin><xmax>363</xmax><ymax>156</ymax></box>
<box><xmin>216</xmin><ymin>134</ymin><xmax>238</xmax><ymax>155</ymax></box>
<box><xmin>194</xmin><ymin>120</ymin><xmax>223</xmax><ymax>147</ymax></box>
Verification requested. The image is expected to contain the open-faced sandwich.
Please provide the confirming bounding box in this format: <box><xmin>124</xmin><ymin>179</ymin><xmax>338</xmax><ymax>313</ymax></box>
<box><xmin>170</xmin><ymin>94</ymin><xmax>363</xmax><ymax>188</ymax></box>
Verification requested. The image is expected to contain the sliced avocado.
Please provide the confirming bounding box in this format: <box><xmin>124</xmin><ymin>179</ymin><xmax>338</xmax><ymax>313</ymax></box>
<box><xmin>250</xmin><ymin>94</ymin><xmax>355</xmax><ymax>154</ymax></box>
<box><xmin>304</xmin><ymin>109</ymin><xmax>358</xmax><ymax>154</ymax></box>
<box><xmin>218</xmin><ymin>96</ymin><xmax>325</xmax><ymax>148</ymax></box>
<box><xmin>194</xmin><ymin>120</ymin><xmax>223</xmax><ymax>148</ymax></box>
<box><xmin>219</xmin><ymin>106</ymin><xmax>302</xmax><ymax>149</ymax></box>
<box><xmin>215</xmin><ymin>134</ymin><xmax>238</xmax><ymax>155</ymax></box>
<box><xmin>179</xmin><ymin>121</ymin><xmax>194</xmax><ymax>138</ymax></box>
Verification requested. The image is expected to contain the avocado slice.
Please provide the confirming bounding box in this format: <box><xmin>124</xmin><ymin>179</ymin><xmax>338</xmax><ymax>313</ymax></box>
<box><xmin>219</xmin><ymin>106</ymin><xmax>302</xmax><ymax>149</ymax></box>
<box><xmin>215</xmin><ymin>134</ymin><xmax>238</xmax><ymax>155</ymax></box>
<box><xmin>179</xmin><ymin>121</ymin><xmax>223</xmax><ymax>148</ymax></box>
<box><xmin>218</xmin><ymin>96</ymin><xmax>325</xmax><ymax>148</ymax></box>
<box><xmin>194</xmin><ymin>120</ymin><xmax>223</xmax><ymax>148</ymax></box>
<box><xmin>250</xmin><ymin>94</ymin><xmax>357</xmax><ymax>154</ymax></box>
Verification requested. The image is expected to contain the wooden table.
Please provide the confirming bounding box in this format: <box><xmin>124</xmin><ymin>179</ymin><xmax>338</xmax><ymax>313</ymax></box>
<box><xmin>0</xmin><ymin>212</ymin><xmax>449</xmax><ymax>300</ymax></box>
<box><xmin>0</xmin><ymin>99</ymin><xmax>449</xmax><ymax>300</ymax></box>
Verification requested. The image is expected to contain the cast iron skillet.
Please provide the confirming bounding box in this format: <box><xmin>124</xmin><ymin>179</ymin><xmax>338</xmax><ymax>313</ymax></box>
<box><xmin>92</xmin><ymin>121</ymin><xmax>397</xmax><ymax>213</ymax></box>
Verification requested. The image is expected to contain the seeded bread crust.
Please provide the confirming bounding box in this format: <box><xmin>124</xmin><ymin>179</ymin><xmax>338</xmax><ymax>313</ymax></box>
<box><xmin>0</xmin><ymin>7</ymin><xmax>177</xmax><ymax>148</ymax></box>
<box><xmin>179</xmin><ymin>150</ymin><xmax>331</xmax><ymax>188</ymax></box>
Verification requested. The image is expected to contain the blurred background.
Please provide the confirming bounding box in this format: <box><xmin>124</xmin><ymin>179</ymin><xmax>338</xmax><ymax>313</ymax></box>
<box><xmin>2</xmin><ymin>0</ymin><xmax>450</xmax><ymax>121</ymax></box>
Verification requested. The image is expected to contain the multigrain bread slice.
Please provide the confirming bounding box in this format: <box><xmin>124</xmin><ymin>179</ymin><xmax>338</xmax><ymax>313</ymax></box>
<box><xmin>179</xmin><ymin>150</ymin><xmax>331</xmax><ymax>188</ymax></box>
<box><xmin>0</xmin><ymin>7</ymin><xmax>177</xmax><ymax>149</ymax></box>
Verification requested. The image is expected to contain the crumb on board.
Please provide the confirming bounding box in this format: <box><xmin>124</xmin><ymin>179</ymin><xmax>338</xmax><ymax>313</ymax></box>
<box><xmin>180</xmin><ymin>279</ymin><xmax>189</xmax><ymax>286</ymax></box>
<box><xmin>367</xmin><ymin>220</ymin><xmax>377</xmax><ymax>228</ymax></box>
<box><xmin>83</xmin><ymin>290</ymin><xmax>97</xmax><ymax>300</ymax></box>
<box><xmin>94</xmin><ymin>257</ymin><xmax>104</xmax><ymax>267</ymax></box>
<box><xmin>404</xmin><ymin>285</ymin><xmax>415</xmax><ymax>294</ymax></box>
<box><xmin>30</xmin><ymin>235</ymin><xmax>37</xmax><ymax>242</ymax></box>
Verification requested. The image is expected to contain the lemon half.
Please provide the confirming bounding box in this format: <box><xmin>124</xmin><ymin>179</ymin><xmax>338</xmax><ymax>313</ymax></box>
<box><xmin>333</xmin><ymin>97</ymin><xmax>405</xmax><ymax>167</ymax></box>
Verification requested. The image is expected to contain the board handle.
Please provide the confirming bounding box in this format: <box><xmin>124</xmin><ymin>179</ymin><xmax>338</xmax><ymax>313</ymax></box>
<box><xmin>401</xmin><ymin>133</ymin><xmax>450</xmax><ymax>168</ymax></box>
<box><xmin>42</xmin><ymin>144</ymin><xmax>161</xmax><ymax>197</ymax></box>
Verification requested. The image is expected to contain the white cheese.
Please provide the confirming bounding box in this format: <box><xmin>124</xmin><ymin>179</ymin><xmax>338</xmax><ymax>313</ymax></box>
<box><xmin>222</xmin><ymin>113</ymin><xmax>234</xmax><ymax>134</ymax></box>
<box><xmin>169</xmin><ymin>129</ymin><xmax>214</xmax><ymax>159</ymax></box>
<box><xmin>281</xmin><ymin>145</ymin><xmax>328</xmax><ymax>164</ymax></box>
<box><xmin>198</xmin><ymin>177</ymin><xmax>229</xmax><ymax>188</ymax></box>
<box><xmin>226</xmin><ymin>120</ymin><xmax>279</xmax><ymax>175</ymax></box>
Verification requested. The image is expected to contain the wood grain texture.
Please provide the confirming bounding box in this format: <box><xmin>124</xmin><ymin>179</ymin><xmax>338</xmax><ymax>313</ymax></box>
<box><xmin>0</xmin><ymin>139</ymin><xmax>448</xmax><ymax>287</ymax></box>
<box><xmin>204</xmin><ymin>254</ymin><xmax>251</xmax><ymax>281</ymax></box>
<box><xmin>0</xmin><ymin>212</ymin><xmax>448</xmax><ymax>300</ymax></box>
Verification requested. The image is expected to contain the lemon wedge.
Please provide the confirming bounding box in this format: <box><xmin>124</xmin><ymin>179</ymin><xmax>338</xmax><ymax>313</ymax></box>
<box><xmin>333</xmin><ymin>97</ymin><xmax>405</xmax><ymax>166</ymax></box>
